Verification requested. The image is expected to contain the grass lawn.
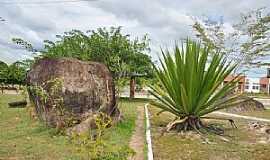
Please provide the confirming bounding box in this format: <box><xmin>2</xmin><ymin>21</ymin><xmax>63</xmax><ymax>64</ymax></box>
<box><xmin>149</xmin><ymin>105</ymin><xmax>270</xmax><ymax>160</ymax></box>
<box><xmin>236</xmin><ymin>109</ymin><xmax>270</xmax><ymax>119</ymax></box>
<box><xmin>0</xmin><ymin>94</ymin><xmax>146</xmax><ymax>160</ymax></box>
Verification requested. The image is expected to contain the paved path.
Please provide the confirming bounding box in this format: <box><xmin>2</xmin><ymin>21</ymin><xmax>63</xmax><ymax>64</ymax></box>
<box><xmin>128</xmin><ymin>106</ymin><xmax>145</xmax><ymax>160</ymax></box>
<box><xmin>214</xmin><ymin>111</ymin><xmax>270</xmax><ymax>123</ymax></box>
<box><xmin>254</xmin><ymin>98</ymin><xmax>270</xmax><ymax>109</ymax></box>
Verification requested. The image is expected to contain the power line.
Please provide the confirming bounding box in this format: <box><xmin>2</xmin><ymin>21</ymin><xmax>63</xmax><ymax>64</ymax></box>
<box><xmin>0</xmin><ymin>0</ymin><xmax>97</xmax><ymax>5</ymax></box>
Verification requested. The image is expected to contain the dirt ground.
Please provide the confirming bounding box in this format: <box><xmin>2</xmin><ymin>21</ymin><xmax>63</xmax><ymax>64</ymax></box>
<box><xmin>128</xmin><ymin>106</ymin><xmax>145</xmax><ymax>160</ymax></box>
<box><xmin>149</xmin><ymin>105</ymin><xmax>270</xmax><ymax>160</ymax></box>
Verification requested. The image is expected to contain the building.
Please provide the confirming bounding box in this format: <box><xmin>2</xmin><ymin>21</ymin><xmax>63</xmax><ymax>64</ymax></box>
<box><xmin>223</xmin><ymin>75</ymin><xmax>270</xmax><ymax>94</ymax></box>
<box><xmin>244</xmin><ymin>77</ymin><xmax>260</xmax><ymax>93</ymax></box>
<box><xmin>223</xmin><ymin>75</ymin><xmax>245</xmax><ymax>93</ymax></box>
<box><xmin>260</xmin><ymin>77</ymin><xmax>270</xmax><ymax>94</ymax></box>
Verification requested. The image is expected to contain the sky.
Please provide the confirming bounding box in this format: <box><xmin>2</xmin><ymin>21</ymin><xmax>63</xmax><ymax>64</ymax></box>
<box><xmin>0</xmin><ymin>0</ymin><xmax>269</xmax><ymax>77</ymax></box>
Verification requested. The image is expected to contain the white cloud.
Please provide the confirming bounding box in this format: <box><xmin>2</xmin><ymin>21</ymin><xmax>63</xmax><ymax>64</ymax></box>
<box><xmin>0</xmin><ymin>0</ymin><xmax>269</xmax><ymax>66</ymax></box>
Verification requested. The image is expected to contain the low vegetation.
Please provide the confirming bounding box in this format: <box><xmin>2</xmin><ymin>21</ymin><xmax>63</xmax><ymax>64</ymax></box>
<box><xmin>0</xmin><ymin>94</ymin><xmax>146</xmax><ymax>160</ymax></box>
<box><xmin>238</xmin><ymin>110</ymin><xmax>270</xmax><ymax>119</ymax></box>
<box><xmin>149</xmin><ymin>106</ymin><xmax>270</xmax><ymax>160</ymax></box>
<box><xmin>0</xmin><ymin>61</ymin><xmax>27</xmax><ymax>86</ymax></box>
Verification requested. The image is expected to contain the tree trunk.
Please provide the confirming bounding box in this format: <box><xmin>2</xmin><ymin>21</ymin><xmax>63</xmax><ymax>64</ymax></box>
<box><xmin>130</xmin><ymin>76</ymin><xmax>135</xmax><ymax>99</ymax></box>
<box><xmin>8</xmin><ymin>100</ymin><xmax>27</xmax><ymax>108</ymax></box>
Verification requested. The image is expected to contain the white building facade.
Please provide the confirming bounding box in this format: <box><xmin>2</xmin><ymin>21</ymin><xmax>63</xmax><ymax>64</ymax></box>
<box><xmin>244</xmin><ymin>78</ymin><xmax>260</xmax><ymax>93</ymax></box>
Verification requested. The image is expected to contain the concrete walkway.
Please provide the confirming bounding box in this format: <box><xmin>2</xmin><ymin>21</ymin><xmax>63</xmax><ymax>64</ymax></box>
<box><xmin>214</xmin><ymin>111</ymin><xmax>270</xmax><ymax>123</ymax></box>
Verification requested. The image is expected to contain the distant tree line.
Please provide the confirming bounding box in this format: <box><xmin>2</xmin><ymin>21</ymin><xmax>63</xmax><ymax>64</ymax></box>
<box><xmin>0</xmin><ymin>61</ymin><xmax>27</xmax><ymax>85</ymax></box>
<box><xmin>0</xmin><ymin>60</ymin><xmax>27</xmax><ymax>90</ymax></box>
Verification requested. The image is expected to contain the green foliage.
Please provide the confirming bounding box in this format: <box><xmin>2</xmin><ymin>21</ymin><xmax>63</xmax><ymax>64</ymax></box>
<box><xmin>21</xmin><ymin>86</ymin><xmax>28</xmax><ymax>100</ymax></box>
<box><xmin>149</xmin><ymin>40</ymin><xmax>243</xmax><ymax>119</ymax></box>
<box><xmin>193</xmin><ymin>7</ymin><xmax>270</xmax><ymax>66</ymax></box>
<box><xmin>71</xmin><ymin>113</ymin><xmax>134</xmax><ymax>160</ymax></box>
<box><xmin>0</xmin><ymin>61</ymin><xmax>8</xmax><ymax>84</ymax></box>
<box><xmin>27</xmin><ymin>78</ymin><xmax>72</xmax><ymax>130</ymax></box>
<box><xmin>13</xmin><ymin>27</ymin><xmax>153</xmax><ymax>78</ymax></box>
<box><xmin>46</xmin><ymin>78</ymin><xmax>65</xmax><ymax>116</ymax></box>
<box><xmin>193</xmin><ymin>20</ymin><xmax>225</xmax><ymax>53</ymax></box>
<box><xmin>0</xmin><ymin>94</ymin><xmax>141</xmax><ymax>160</ymax></box>
<box><xmin>0</xmin><ymin>61</ymin><xmax>27</xmax><ymax>85</ymax></box>
<box><xmin>234</xmin><ymin>7</ymin><xmax>270</xmax><ymax>65</ymax></box>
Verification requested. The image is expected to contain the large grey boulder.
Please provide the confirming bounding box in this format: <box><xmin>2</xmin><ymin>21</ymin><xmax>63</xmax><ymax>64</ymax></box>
<box><xmin>26</xmin><ymin>57</ymin><xmax>120</xmax><ymax>133</ymax></box>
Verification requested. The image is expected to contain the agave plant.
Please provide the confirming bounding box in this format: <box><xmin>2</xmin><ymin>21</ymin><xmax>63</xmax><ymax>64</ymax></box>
<box><xmin>149</xmin><ymin>39</ymin><xmax>245</xmax><ymax>133</ymax></box>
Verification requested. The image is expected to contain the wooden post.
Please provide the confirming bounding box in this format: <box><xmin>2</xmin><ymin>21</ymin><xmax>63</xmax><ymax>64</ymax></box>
<box><xmin>130</xmin><ymin>76</ymin><xmax>135</xmax><ymax>99</ymax></box>
<box><xmin>1</xmin><ymin>83</ymin><xmax>3</xmax><ymax>94</ymax></box>
<box><xmin>268</xmin><ymin>79</ymin><xmax>270</xmax><ymax>95</ymax></box>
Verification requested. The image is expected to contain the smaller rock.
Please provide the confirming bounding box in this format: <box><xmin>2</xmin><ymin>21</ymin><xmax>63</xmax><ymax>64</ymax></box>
<box><xmin>66</xmin><ymin>115</ymin><xmax>97</xmax><ymax>136</ymax></box>
<box><xmin>226</xmin><ymin>97</ymin><xmax>265</xmax><ymax>113</ymax></box>
<box><xmin>248</xmin><ymin>122</ymin><xmax>262</xmax><ymax>130</ymax></box>
<box><xmin>266</xmin><ymin>129</ymin><xmax>270</xmax><ymax>134</ymax></box>
<box><xmin>248</xmin><ymin>121</ymin><xmax>270</xmax><ymax>134</ymax></box>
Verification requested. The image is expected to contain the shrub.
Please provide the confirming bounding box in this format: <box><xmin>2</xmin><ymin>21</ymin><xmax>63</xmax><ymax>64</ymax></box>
<box><xmin>149</xmin><ymin>39</ymin><xmax>245</xmax><ymax>133</ymax></box>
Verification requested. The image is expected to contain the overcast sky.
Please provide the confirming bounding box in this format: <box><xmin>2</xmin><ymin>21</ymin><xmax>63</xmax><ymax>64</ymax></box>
<box><xmin>0</xmin><ymin>0</ymin><xmax>269</xmax><ymax>77</ymax></box>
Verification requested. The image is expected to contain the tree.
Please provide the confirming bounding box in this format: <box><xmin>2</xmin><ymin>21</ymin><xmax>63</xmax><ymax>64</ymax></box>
<box><xmin>14</xmin><ymin>28</ymin><xmax>153</xmax><ymax>76</ymax></box>
<box><xmin>0</xmin><ymin>61</ymin><xmax>27</xmax><ymax>86</ymax></box>
<box><xmin>0</xmin><ymin>61</ymin><xmax>8</xmax><ymax>84</ymax></box>
<box><xmin>234</xmin><ymin>7</ymin><xmax>270</xmax><ymax>65</ymax></box>
<box><xmin>0</xmin><ymin>60</ymin><xmax>27</xmax><ymax>93</ymax></box>
<box><xmin>0</xmin><ymin>61</ymin><xmax>8</xmax><ymax>93</ymax></box>
<box><xmin>13</xmin><ymin>27</ymin><xmax>154</xmax><ymax>96</ymax></box>
<box><xmin>149</xmin><ymin>40</ymin><xmax>245</xmax><ymax>133</ymax></box>
<box><xmin>192</xmin><ymin>17</ymin><xmax>226</xmax><ymax>53</ymax></box>
<box><xmin>192</xmin><ymin>8</ymin><xmax>270</xmax><ymax>67</ymax></box>
<box><xmin>7</xmin><ymin>61</ymin><xmax>27</xmax><ymax>85</ymax></box>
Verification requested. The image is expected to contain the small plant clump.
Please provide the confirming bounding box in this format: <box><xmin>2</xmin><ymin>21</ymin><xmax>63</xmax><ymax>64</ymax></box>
<box><xmin>71</xmin><ymin>113</ymin><xmax>134</xmax><ymax>160</ymax></box>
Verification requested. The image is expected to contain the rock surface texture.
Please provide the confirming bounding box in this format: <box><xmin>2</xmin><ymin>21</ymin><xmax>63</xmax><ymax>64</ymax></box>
<box><xmin>26</xmin><ymin>57</ymin><xmax>120</xmax><ymax>133</ymax></box>
<box><xmin>226</xmin><ymin>97</ymin><xmax>265</xmax><ymax>113</ymax></box>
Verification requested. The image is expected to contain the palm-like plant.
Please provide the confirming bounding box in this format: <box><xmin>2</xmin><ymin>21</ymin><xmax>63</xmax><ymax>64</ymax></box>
<box><xmin>149</xmin><ymin>39</ymin><xmax>245</xmax><ymax>132</ymax></box>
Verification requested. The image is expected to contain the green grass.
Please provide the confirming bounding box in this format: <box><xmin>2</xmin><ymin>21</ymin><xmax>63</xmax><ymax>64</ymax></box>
<box><xmin>243</xmin><ymin>92</ymin><xmax>270</xmax><ymax>98</ymax></box>
<box><xmin>149</xmin><ymin>105</ymin><xmax>270</xmax><ymax>160</ymax></box>
<box><xmin>0</xmin><ymin>94</ymin><xmax>146</xmax><ymax>160</ymax></box>
<box><xmin>237</xmin><ymin>109</ymin><xmax>270</xmax><ymax>119</ymax></box>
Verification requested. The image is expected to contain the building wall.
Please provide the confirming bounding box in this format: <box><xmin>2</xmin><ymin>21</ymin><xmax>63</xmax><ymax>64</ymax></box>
<box><xmin>260</xmin><ymin>77</ymin><xmax>269</xmax><ymax>93</ymax></box>
<box><xmin>224</xmin><ymin>75</ymin><xmax>245</xmax><ymax>93</ymax></box>
<box><xmin>244</xmin><ymin>78</ymin><xmax>260</xmax><ymax>93</ymax></box>
<box><xmin>222</xmin><ymin>75</ymin><xmax>270</xmax><ymax>94</ymax></box>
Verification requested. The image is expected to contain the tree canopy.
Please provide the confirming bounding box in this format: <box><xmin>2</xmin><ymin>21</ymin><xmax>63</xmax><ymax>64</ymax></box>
<box><xmin>13</xmin><ymin>27</ymin><xmax>153</xmax><ymax>79</ymax></box>
<box><xmin>192</xmin><ymin>7</ymin><xmax>270</xmax><ymax>67</ymax></box>
<box><xmin>0</xmin><ymin>61</ymin><xmax>8</xmax><ymax>84</ymax></box>
<box><xmin>0</xmin><ymin>61</ymin><xmax>27</xmax><ymax>85</ymax></box>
